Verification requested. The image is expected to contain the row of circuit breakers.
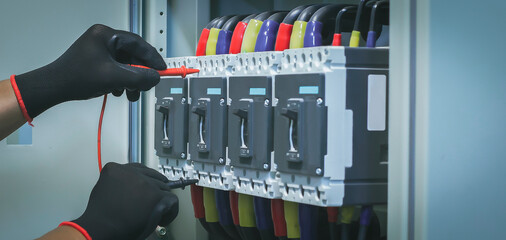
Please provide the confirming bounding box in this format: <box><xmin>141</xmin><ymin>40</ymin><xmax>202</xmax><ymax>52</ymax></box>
<box><xmin>155</xmin><ymin>45</ymin><xmax>388</xmax><ymax>207</ymax></box>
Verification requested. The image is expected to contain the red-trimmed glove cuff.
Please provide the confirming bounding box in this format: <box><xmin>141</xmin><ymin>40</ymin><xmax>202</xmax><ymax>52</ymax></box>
<box><xmin>59</xmin><ymin>221</ymin><xmax>92</xmax><ymax>240</ymax></box>
<box><xmin>10</xmin><ymin>75</ymin><xmax>33</xmax><ymax>126</ymax></box>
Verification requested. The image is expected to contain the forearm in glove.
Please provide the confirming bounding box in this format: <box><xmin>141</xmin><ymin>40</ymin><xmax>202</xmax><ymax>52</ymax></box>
<box><xmin>62</xmin><ymin>163</ymin><xmax>179</xmax><ymax>240</ymax></box>
<box><xmin>12</xmin><ymin>24</ymin><xmax>166</xmax><ymax>120</ymax></box>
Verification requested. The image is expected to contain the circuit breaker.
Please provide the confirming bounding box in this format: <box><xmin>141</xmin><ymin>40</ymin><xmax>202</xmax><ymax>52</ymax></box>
<box><xmin>274</xmin><ymin>73</ymin><xmax>328</xmax><ymax>176</ymax></box>
<box><xmin>155</xmin><ymin>46</ymin><xmax>388</xmax><ymax>207</ymax></box>
<box><xmin>154</xmin><ymin>77</ymin><xmax>189</xmax><ymax>159</ymax></box>
<box><xmin>188</xmin><ymin>77</ymin><xmax>228</xmax><ymax>165</ymax></box>
<box><xmin>228</xmin><ymin>76</ymin><xmax>273</xmax><ymax>171</ymax></box>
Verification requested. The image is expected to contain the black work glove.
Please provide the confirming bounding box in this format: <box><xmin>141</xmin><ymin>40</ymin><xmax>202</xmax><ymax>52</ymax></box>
<box><xmin>14</xmin><ymin>24</ymin><xmax>166</xmax><ymax>118</ymax></box>
<box><xmin>72</xmin><ymin>163</ymin><xmax>178</xmax><ymax>240</ymax></box>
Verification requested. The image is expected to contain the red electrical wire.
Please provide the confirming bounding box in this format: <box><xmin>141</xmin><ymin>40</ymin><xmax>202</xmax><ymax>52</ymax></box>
<box><xmin>97</xmin><ymin>94</ymin><xmax>107</xmax><ymax>172</ymax></box>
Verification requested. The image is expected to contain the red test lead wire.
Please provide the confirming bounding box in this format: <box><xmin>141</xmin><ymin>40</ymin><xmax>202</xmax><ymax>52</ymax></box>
<box><xmin>97</xmin><ymin>65</ymin><xmax>199</xmax><ymax>173</ymax></box>
<box><xmin>97</xmin><ymin>94</ymin><xmax>107</xmax><ymax>172</ymax></box>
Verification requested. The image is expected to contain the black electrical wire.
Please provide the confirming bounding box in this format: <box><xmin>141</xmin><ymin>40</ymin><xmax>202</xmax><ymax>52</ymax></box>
<box><xmin>309</xmin><ymin>4</ymin><xmax>350</xmax><ymax>22</ymax></box>
<box><xmin>242</xmin><ymin>13</ymin><xmax>258</xmax><ymax>23</ymax></box>
<box><xmin>308</xmin><ymin>4</ymin><xmax>352</xmax><ymax>46</ymax></box>
<box><xmin>222</xmin><ymin>15</ymin><xmax>247</xmax><ymax>31</ymax></box>
<box><xmin>341</xmin><ymin>223</ymin><xmax>351</xmax><ymax>240</ymax></box>
<box><xmin>335</xmin><ymin>6</ymin><xmax>357</xmax><ymax>34</ymax></box>
<box><xmin>255</xmin><ymin>11</ymin><xmax>282</xmax><ymax>21</ymax></box>
<box><xmin>329</xmin><ymin>223</ymin><xmax>338</xmax><ymax>240</ymax></box>
<box><xmin>214</xmin><ymin>15</ymin><xmax>234</xmax><ymax>29</ymax></box>
<box><xmin>296</xmin><ymin>4</ymin><xmax>329</xmax><ymax>21</ymax></box>
<box><xmin>208</xmin><ymin>222</ymin><xmax>234</xmax><ymax>240</ymax></box>
<box><xmin>267</xmin><ymin>12</ymin><xmax>289</xmax><ymax>23</ymax></box>
<box><xmin>198</xmin><ymin>218</ymin><xmax>212</xmax><ymax>235</ymax></box>
<box><xmin>349</xmin><ymin>0</ymin><xmax>379</xmax><ymax>47</ymax></box>
<box><xmin>282</xmin><ymin>5</ymin><xmax>313</xmax><ymax>24</ymax></box>
<box><xmin>206</xmin><ymin>17</ymin><xmax>221</xmax><ymax>29</ymax></box>
<box><xmin>353</xmin><ymin>1</ymin><xmax>366</xmax><ymax>31</ymax></box>
<box><xmin>353</xmin><ymin>0</ymin><xmax>373</xmax><ymax>31</ymax></box>
<box><xmin>369</xmin><ymin>0</ymin><xmax>389</xmax><ymax>31</ymax></box>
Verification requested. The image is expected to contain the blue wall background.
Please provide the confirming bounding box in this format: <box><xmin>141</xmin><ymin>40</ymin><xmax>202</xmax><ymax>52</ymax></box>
<box><xmin>427</xmin><ymin>1</ymin><xmax>506</xmax><ymax>239</ymax></box>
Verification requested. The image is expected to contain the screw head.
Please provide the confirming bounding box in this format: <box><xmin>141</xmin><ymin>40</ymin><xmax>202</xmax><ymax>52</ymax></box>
<box><xmin>315</xmin><ymin>168</ymin><xmax>322</xmax><ymax>175</ymax></box>
<box><xmin>181</xmin><ymin>97</ymin><xmax>186</xmax><ymax>104</ymax></box>
<box><xmin>263</xmin><ymin>163</ymin><xmax>269</xmax><ymax>170</ymax></box>
<box><xmin>218</xmin><ymin>158</ymin><xmax>224</xmax><ymax>164</ymax></box>
<box><xmin>180</xmin><ymin>153</ymin><xmax>186</xmax><ymax>159</ymax></box>
<box><xmin>317</xmin><ymin>98</ymin><xmax>323</xmax><ymax>106</ymax></box>
<box><xmin>264</xmin><ymin>99</ymin><xmax>270</xmax><ymax>106</ymax></box>
<box><xmin>156</xmin><ymin>226</ymin><xmax>167</xmax><ymax>236</ymax></box>
<box><xmin>220</xmin><ymin>98</ymin><xmax>225</xmax><ymax>106</ymax></box>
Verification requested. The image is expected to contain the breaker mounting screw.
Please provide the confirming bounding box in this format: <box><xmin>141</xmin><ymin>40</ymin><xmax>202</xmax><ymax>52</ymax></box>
<box><xmin>316</xmin><ymin>168</ymin><xmax>322</xmax><ymax>175</ymax></box>
<box><xmin>156</xmin><ymin>226</ymin><xmax>167</xmax><ymax>236</ymax></box>
<box><xmin>264</xmin><ymin>99</ymin><xmax>270</xmax><ymax>106</ymax></box>
<box><xmin>181</xmin><ymin>97</ymin><xmax>186</xmax><ymax>104</ymax></box>
<box><xmin>317</xmin><ymin>98</ymin><xmax>323</xmax><ymax>106</ymax></box>
<box><xmin>219</xmin><ymin>158</ymin><xmax>224</xmax><ymax>164</ymax></box>
<box><xmin>180</xmin><ymin>153</ymin><xmax>186</xmax><ymax>159</ymax></box>
<box><xmin>220</xmin><ymin>98</ymin><xmax>225</xmax><ymax>106</ymax></box>
<box><xmin>263</xmin><ymin>163</ymin><xmax>269</xmax><ymax>170</ymax></box>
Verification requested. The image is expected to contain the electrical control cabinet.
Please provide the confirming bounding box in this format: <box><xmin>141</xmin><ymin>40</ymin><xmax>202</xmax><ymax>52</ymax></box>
<box><xmin>155</xmin><ymin>46</ymin><xmax>388</xmax><ymax>207</ymax></box>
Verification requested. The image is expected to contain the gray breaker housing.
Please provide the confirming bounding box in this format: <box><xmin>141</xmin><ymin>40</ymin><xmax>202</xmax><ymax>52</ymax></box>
<box><xmin>154</xmin><ymin>46</ymin><xmax>388</xmax><ymax>207</ymax></box>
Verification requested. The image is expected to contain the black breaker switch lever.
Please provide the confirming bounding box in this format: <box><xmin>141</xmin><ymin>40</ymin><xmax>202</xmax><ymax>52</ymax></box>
<box><xmin>281</xmin><ymin>100</ymin><xmax>303</xmax><ymax>163</ymax></box>
<box><xmin>192</xmin><ymin>100</ymin><xmax>211</xmax><ymax>153</ymax></box>
<box><xmin>156</xmin><ymin>100</ymin><xmax>172</xmax><ymax>148</ymax></box>
<box><xmin>232</xmin><ymin>100</ymin><xmax>253</xmax><ymax>158</ymax></box>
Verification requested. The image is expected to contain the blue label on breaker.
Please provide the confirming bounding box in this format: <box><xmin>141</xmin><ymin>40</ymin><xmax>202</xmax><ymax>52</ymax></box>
<box><xmin>299</xmin><ymin>86</ymin><xmax>319</xmax><ymax>94</ymax></box>
<box><xmin>170</xmin><ymin>88</ymin><xmax>183</xmax><ymax>94</ymax></box>
<box><xmin>249</xmin><ymin>88</ymin><xmax>266</xmax><ymax>95</ymax></box>
<box><xmin>207</xmin><ymin>88</ymin><xmax>222</xmax><ymax>95</ymax></box>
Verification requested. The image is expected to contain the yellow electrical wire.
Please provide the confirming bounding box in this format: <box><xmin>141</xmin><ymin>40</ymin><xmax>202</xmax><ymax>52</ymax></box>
<box><xmin>238</xmin><ymin>193</ymin><xmax>256</xmax><ymax>227</ymax></box>
<box><xmin>341</xmin><ymin>206</ymin><xmax>355</xmax><ymax>224</ymax></box>
<box><xmin>284</xmin><ymin>201</ymin><xmax>300</xmax><ymax>239</ymax></box>
<box><xmin>203</xmin><ymin>187</ymin><xmax>219</xmax><ymax>222</ymax></box>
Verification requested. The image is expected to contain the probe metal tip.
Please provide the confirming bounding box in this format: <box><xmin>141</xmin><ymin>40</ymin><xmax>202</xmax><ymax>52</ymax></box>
<box><xmin>185</xmin><ymin>179</ymin><xmax>199</xmax><ymax>185</ymax></box>
<box><xmin>166</xmin><ymin>177</ymin><xmax>199</xmax><ymax>190</ymax></box>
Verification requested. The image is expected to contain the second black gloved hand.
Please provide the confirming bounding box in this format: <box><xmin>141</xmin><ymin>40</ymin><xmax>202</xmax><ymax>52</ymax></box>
<box><xmin>73</xmin><ymin>163</ymin><xmax>179</xmax><ymax>240</ymax></box>
<box><xmin>14</xmin><ymin>24</ymin><xmax>166</xmax><ymax>118</ymax></box>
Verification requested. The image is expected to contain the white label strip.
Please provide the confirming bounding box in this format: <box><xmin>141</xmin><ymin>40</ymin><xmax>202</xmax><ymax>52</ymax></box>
<box><xmin>367</xmin><ymin>74</ymin><xmax>387</xmax><ymax>131</ymax></box>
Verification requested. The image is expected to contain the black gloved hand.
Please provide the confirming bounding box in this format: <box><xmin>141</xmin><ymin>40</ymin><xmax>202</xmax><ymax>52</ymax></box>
<box><xmin>14</xmin><ymin>24</ymin><xmax>166</xmax><ymax>118</ymax></box>
<box><xmin>73</xmin><ymin>163</ymin><xmax>178</xmax><ymax>240</ymax></box>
